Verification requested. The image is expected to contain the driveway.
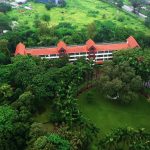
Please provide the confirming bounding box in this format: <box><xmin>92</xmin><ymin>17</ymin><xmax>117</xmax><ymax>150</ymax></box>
<box><xmin>122</xmin><ymin>5</ymin><xmax>147</xmax><ymax>19</ymax></box>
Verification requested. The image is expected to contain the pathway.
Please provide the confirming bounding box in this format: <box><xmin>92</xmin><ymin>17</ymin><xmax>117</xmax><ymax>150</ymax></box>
<box><xmin>122</xmin><ymin>4</ymin><xmax>147</xmax><ymax>19</ymax></box>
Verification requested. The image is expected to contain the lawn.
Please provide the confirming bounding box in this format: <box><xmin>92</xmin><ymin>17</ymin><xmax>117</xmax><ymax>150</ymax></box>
<box><xmin>7</xmin><ymin>0</ymin><xmax>150</xmax><ymax>35</ymax></box>
<box><xmin>78</xmin><ymin>87</ymin><xmax>150</xmax><ymax>135</ymax></box>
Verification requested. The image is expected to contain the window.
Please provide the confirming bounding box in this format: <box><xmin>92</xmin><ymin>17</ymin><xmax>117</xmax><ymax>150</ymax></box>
<box><xmin>69</xmin><ymin>53</ymin><xmax>75</xmax><ymax>55</ymax></box>
<box><xmin>96</xmin><ymin>58</ymin><xmax>103</xmax><ymax>61</ymax></box>
<box><xmin>80</xmin><ymin>52</ymin><xmax>86</xmax><ymax>55</ymax></box>
<box><xmin>69</xmin><ymin>55</ymin><xmax>76</xmax><ymax>58</ymax></box>
<box><xmin>40</xmin><ymin>55</ymin><xmax>45</xmax><ymax>57</ymax></box>
<box><xmin>50</xmin><ymin>54</ymin><xmax>56</xmax><ymax>57</ymax></box>
<box><xmin>103</xmin><ymin>55</ymin><xmax>108</xmax><ymax>57</ymax></box>
<box><xmin>98</xmin><ymin>51</ymin><xmax>104</xmax><ymax>54</ymax></box>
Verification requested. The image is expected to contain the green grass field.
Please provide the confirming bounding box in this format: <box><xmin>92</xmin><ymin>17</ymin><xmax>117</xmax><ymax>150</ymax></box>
<box><xmin>78</xmin><ymin>88</ymin><xmax>150</xmax><ymax>135</ymax></box>
<box><xmin>8</xmin><ymin>0</ymin><xmax>150</xmax><ymax>35</ymax></box>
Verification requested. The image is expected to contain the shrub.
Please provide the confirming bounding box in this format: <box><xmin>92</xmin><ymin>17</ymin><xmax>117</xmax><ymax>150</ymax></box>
<box><xmin>117</xmin><ymin>15</ymin><xmax>125</xmax><ymax>22</ymax></box>
<box><xmin>42</xmin><ymin>14</ymin><xmax>51</xmax><ymax>22</ymax></box>
<box><xmin>33</xmin><ymin>134</ymin><xmax>70</xmax><ymax>150</ymax></box>
<box><xmin>0</xmin><ymin>3</ymin><xmax>12</xmax><ymax>13</ymax></box>
<box><xmin>87</xmin><ymin>10</ymin><xmax>99</xmax><ymax>17</ymax></box>
<box><xmin>145</xmin><ymin>12</ymin><xmax>150</xmax><ymax>28</ymax></box>
<box><xmin>47</xmin><ymin>133</ymin><xmax>70</xmax><ymax>150</ymax></box>
<box><xmin>98</xmin><ymin>128</ymin><xmax>150</xmax><ymax>150</ymax></box>
<box><xmin>58</xmin><ymin>0</ymin><xmax>66</xmax><ymax>7</ymax></box>
<box><xmin>45</xmin><ymin>2</ymin><xmax>56</xmax><ymax>10</ymax></box>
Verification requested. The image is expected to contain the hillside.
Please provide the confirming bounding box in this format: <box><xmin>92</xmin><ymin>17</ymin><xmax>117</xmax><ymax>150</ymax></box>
<box><xmin>8</xmin><ymin>0</ymin><xmax>150</xmax><ymax>35</ymax></box>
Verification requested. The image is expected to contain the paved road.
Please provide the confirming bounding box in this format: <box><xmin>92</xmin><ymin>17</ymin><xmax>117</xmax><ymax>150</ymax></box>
<box><xmin>122</xmin><ymin>5</ymin><xmax>147</xmax><ymax>19</ymax></box>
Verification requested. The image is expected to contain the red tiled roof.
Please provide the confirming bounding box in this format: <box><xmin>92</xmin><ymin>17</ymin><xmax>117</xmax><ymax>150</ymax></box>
<box><xmin>57</xmin><ymin>41</ymin><xmax>67</xmax><ymax>51</ymax></box>
<box><xmin>96</xmin><ymin>43</ymin><xmax>128</xmax><ymax>51</ymax></box>
<box><xmin>26</xmin><ymin>48</ymin><xmax>59</xmax><ymax>56</ymax></box>
<box><xmin>15</xmin><ymin>36</ymin><xmax>140</xmax><ymax>56</ymax></box>
<box><xmin>15</xmin><ymin>42</ymin><xmax>26</xmax><ymax>55</ymax></box>
<box><xmin>127</xmin><ymin>36</ymin><xmax>140</xmax><ymax>48</ymax></box>
<box><xmin>67</xmin><ymin>46</ymin><xmax>88</xmax><ymax>53</ymax></box>
<box><xmin>86</xmin><ymin>39</ymin><xmax>95</xmax><ymax>49</ymax></box>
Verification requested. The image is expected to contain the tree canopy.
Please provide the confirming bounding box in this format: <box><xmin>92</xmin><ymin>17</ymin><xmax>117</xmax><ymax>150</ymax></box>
<box><xmin>99</xmin><ymin>61</ymin><xmax>142</xmax><ymax>104</ymax></box>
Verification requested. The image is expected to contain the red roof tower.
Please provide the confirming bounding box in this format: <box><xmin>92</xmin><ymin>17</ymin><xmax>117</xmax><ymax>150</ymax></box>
<box><xmin>127</xmin><ymin>36</ymin><xmax>140</xmax><ymax>48</ymax></box>
<box><xmin>15</xmin><ymin>42</ymin><xmax>26</xmax><ymax>55</ymax></box>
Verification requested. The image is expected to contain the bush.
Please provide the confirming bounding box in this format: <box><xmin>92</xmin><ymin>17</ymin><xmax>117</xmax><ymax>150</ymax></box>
<box><xmin>145</xmin><ymin>12</ymin><xmax>150</xmax><ymax>28</ymax></box>
<box><xmin>58</xmin><ymin>0</ymin><xmax>66</xmax><ymax>7</ymax></box>
<box><xmin>87</xmin><ymin>10</ymin><xmax>99</xmax><ymax>17</ymax></box>
<box><xmin>33</xmin><ymin>134</ymin><xmax>70</xmax><ymax>150</ymax></box>
<box><xmin>45</xmin><ymin>2</ymin><xmax>56</xmax><ymax>10</ymax></box>
<box><xmin>0</xmin><ymin>3</ymin><xmax>12</xmax><ymax>13</ymax></box>
<box><xmin>98</xmin><ymin>128</ymin><xmax>150</xmax><ymax>150</ymax></box>
<box><xmin>42</xmin><ymin>14</ymin><xmax>51</xmax><ymax>22</ymax></box>
<box><xmin>117</xmin><ymin>15</ymin><xmax>125</xmax><ymax>22</ymax></box>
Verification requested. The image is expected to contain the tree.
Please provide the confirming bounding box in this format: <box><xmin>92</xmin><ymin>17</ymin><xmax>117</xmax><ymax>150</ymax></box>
<box><xmin>113</xmin><ymin>48</ymin><xmax>150</xmax><ymax>81</ymax></box>
<box><xmin>32</xmin><ymin>134</ymin><xmax>70</xmax><ymax>150</ymax></box>
<box><xmin>116</xmin><ymin>0</ymin><xmax>123</xmax><ymax>8</ymax></box>
<box><xmin>145</xmin><ymin>11</ymin><xmax>150</xmax><ymax>28</ymax></box>
<box><xmin>0</xmin><ymin>14</ymin><xmax>11</xmax><ymax>34</ymax></box>
<box><xmin>45</xmin><ymin>2</ymin><xmax>56</xmax><ymax>10</ymax></box>
<box><xmin>0</xmin><ymin>39</ymin><xmax>10</xmax><ymax>64</ymax></box>
<box><xmin>0</xmin><ymin>105</ymin><xmax>29</xmax><ymax>150</ymax></box>
<box><xmin>98</xmin><ymin>127</ymin><xmax>150</xmax><ymax>150</ymax></box>
<box><xmin>129</xmin><ymin>0</ymin><xmax>145</xmax><ymax>13</ymax></box>
<box><xmin>58</xmin><ymin>0</ymin><xmax>66</xmax><ymax>7</ymax></box>
<box><xmin>87</xmin><ymin>22</ymin><xmax>97</xmax><ymax>39</ymax></box>
<box><xmin>0</xmin><ymin>84</ymin><xmax>13</xmax><ymax>103</ymax></box>
<box><xmin>0</xmin><ymin>105</ymin><xmax>17</xmax><ymax>150</ymax></box>
<box><xmin>12</xmin><ymin>91</ymin><xmax>34</xmax><ymax>112</ymax></box>
<box><xmin>99</xmin><ymin>62</ymin><xmax>142</xmax><ymax>104</ymax></box>
<box><xmin>0</xmin><ymin>51</ymin><xmax>9</xmax><ymax>64</ymax></box>
<box><xmin>0</xmin><ymin>3</ymin><xmax>12</xmax><ymax>13</ymax></box>
<box><xmin>114</xmin><ymin>0</ymin><xmax>123</xmax><ymax>8</ymax></box>
<box><xmin>42</xmin><ymin>14</ymin><xmax>51</xmax><ymax>23</ymax></box>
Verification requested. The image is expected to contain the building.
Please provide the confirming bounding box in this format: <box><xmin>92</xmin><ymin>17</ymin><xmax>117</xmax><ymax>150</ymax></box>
<box><xmin>15</xmin><ymin>36</ymin><xmax>140</xmax><ymax>64</ymax></box>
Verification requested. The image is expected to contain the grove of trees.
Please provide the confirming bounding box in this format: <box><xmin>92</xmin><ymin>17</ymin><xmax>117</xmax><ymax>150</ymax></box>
<box><xmin>0</xmin><ymin>46</ymin><xmax>150</xmax><ymax>149</ymax></box>
<box><xmin>0</xmin><ymin>55</ymin><xmax>99</xmax><ymax>149</ymax></box>
<box><xmin>99</xmin><ymin>61</ymin><xmax>142</xmax><ymax>104</ymax></box>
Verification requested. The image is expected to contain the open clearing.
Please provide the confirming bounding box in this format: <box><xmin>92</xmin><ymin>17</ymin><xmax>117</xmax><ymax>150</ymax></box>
<box><xmin>8</xmin><ymin>0</ymin><xmax>150</xmax><ymax>35</ymax></box>
<box><xmin>78</xmin><ymin>88</ymin><xmax>150</xmax><ymax>135</ymax></box>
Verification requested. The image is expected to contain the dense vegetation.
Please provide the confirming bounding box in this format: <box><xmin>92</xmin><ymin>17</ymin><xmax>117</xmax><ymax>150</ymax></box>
<box><xmin>0</xmin><ymin>0</ymin><xmax>150</xmax><ymax>51</ymax></box>
<box><xmin>0</xmin><ymin>54</ymin><xmax>100</xmax><ymax>149</ymax></box>
<box><xmin>0</xmin><ymin>46</ymin><xmax>150</xmax><ymax>149</ymax></box>
<box><xmin>0</xmin><ymin>0</ymin><xmax>150</xmax><ymax>149</ymax></box>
